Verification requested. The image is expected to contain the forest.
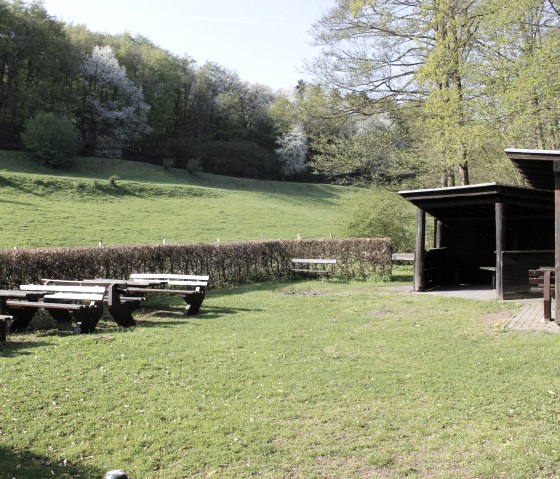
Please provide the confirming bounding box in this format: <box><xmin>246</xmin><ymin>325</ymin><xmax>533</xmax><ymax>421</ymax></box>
<box><xmin>1</xmin><ymin>0</ymin><xmax>560</xmax><ymax>186</ymax></box>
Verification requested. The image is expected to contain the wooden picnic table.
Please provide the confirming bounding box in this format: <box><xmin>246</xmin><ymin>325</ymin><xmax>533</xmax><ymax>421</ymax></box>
<box><xmin>0</xmin><ymin>286</ymin><xmax>105</xmax><ymax>333</ymax></box>
<box><xmin>43</xmin><ymin>275</ymin><xmax>208</xmax><ymax>316</ymax></box>
<box><xmin>41</xmin><ymin>279</ymin><xmax>147</xmax><ymax>327</ymax></box>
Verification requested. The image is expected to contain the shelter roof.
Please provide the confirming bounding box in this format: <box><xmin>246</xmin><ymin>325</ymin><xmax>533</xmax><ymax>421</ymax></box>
<box><xmin>399</xmin><ymin>182</ymin><xmax>553</xmax><ymax>222</ymax></box>
<box><xmin>504</xmin><ymin>148</ymin><xmax>560</xmax><ymax>191</ymax></box>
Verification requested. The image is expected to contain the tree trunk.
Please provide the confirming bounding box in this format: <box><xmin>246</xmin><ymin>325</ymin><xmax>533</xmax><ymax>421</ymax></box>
<box><xmin>459</xmin><ymin>162</ymin><xmax>469</xmax><ymax>185</ymax></box>
<box><xmin>447</xmin><ymin>170</ymin><xmax>455</xmax><ymax>187</ymax></box>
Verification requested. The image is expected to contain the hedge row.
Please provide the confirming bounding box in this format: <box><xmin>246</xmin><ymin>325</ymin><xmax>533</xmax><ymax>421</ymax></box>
<box><xmin>0</xmin><ymin>238</ymin><xmax>392</xmax><ymax>289</ymax></box>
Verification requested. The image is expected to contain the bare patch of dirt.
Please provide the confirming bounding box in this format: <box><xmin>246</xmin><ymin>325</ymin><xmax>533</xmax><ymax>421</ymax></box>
<box><xmin>480</xmin><ymin>307</ymin><xmax>513</xmax><ymax>329</ymax></box>
<box><xmin>280</xmin><ymin>289</ymin><xmax>332</xmax><ymax>297</ymax></box>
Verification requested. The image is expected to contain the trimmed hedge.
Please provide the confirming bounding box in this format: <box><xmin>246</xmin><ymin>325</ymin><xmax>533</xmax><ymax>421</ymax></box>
<box><xmin>0</xmin><ymin>239</ymin><xmax>392</xmax><ymax>289</ymax></box>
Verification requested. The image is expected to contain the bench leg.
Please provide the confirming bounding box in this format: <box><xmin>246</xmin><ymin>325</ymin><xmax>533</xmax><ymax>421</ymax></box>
<box><xmin>0</xmin><ymin>298</ymin><xmax>37</xmax><ymax>332</ymax></box>
<box><xmin>0</xmin><ymin>317</ymin><xmax>7</xmax><ymax>341</ymax></box>
<box><xmin>8</xmin><ymin>308</ymin><xmax>37</xmax><ymax>332</ymax></box>
<box><xmin>106</xmin><ymin>284</ymin><xmax>137</xmax><ymax>327</ymax></box>
<box><xmin>544</xmin><ymin>271</ymin><xmax>552</xmax><ymax>321</ymax></box>
<box><xmin>71</xmin><ymin>303</ymin><xmax>104</xmax><ymax>334</ymax></box>
<box><xmin>107</xmin><ymin>302</ymin><xmax>137</xmax><ymax>327</ymax></box>
<box><xmin>182</xmin><ymin>290</ymin><xmax>205</xmax><ymax>316</ymax></box>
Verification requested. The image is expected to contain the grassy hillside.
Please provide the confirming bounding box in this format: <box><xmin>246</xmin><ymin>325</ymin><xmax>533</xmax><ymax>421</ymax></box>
<box><xmin>0</xmin><ymin>151</ymin><xmax>350</xmax><ymax>248</ymax></box>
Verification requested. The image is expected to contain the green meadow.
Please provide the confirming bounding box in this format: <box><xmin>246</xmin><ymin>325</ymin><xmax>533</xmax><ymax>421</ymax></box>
<box><xmin>2</xmin><ymin>276</ymin><xmax>560</xmax><ymax>479</ymax></box>
<box><xmin>0</xmin><ymin>151</ymin><xmax>348</xmax><ymax>248</ymax></box>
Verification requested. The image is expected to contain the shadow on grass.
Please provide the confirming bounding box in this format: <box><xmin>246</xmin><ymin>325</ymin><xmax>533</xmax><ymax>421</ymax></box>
<box><xmin>0</xmin><ymin>175</ymin><xmax>43</xmax><ymax>197</ymax></box>
<box><xmin>0</xmin><ymin>445</ymin><xmax>105</xmax><ymax>479</ymax></box>
<box><xmin>392</xmin><ymin>271</ymin><xmax>413</xmax><ymax>283</ymax></box>
<box><xmin>134</xmin><ymin>304</ymin><xmax>263</xmax><ymax>328</ymax></box>
<box><xmin>0</xmin><ymin>339</ymin><xmax>50</xmax><ymax>357</ymax></box>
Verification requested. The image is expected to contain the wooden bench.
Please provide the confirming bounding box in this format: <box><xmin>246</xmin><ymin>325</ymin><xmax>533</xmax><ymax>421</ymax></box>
<box><xmin>40</xmin><ymin>279</ymin><xmax>145</xmax><ymax>328</ymax></box>
<box><xmin>0</xmin><ymin>285</ymin><xmax>106</xmax><ymax>333</ymax></box>
<box><xmin>479</xmin><ymin>266</ymin><xmax>497</xmax><ymax>289</ymax></box>
<box><xmin>529</xmin><ymin>267</ymin><xmax>555</xmax><ymax>321</ymax></box>
<box><xmin>290</xmin><ymin>259</ymin><xmax>336</xmax><ymax>278</ymax></box>
<box><xmin>128</xmin><ymin>274</ymin><xmax>208</xmax><ymax>315</ymax></box>
<box><xmin>391</xmin><ymin>253</ymin><xmax>414</xmax><ymax>263</ymax></box>
<box><xmin>127</xmin><ymin>273</ymin><xmax>209</xmax><ymax>315</ymax></box>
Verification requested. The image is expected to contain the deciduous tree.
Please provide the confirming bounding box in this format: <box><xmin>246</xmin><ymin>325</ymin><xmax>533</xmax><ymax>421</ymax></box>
<box><xmin>81</xmin><ymin>45</ymin><xmax>150</xmax><ymax>158</ymax></box>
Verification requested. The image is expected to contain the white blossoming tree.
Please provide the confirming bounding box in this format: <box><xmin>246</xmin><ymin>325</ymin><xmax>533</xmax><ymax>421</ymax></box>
<box><xmin>275</xmin><ymin>123</ymin><xmax>308</xmax><ymax>176</ymax></box>
<box><xmin>82</xmin><ymin>46</ymin><xmax>150</xmax><ymax>158</ymax></box>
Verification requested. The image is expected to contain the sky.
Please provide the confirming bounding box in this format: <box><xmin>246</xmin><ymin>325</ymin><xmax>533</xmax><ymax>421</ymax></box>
<box><xmin>40</xmin><ymin>0</ymin><xmax>336</xmax><ymax>91</ymax></box>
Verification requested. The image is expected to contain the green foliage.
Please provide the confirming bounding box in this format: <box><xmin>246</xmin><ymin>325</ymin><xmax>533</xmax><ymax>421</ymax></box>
<box><xmin>338</xmin><ymin>188</ymin><xmax>416</xmax><ymax>252</ymax></box>
<box><xmin>185</xmin><ymin>157</ymin><xmax>201</xmax><ymax>174</ymax></box>
<box><xmin>162</xmin><ymin>157</ymin><xmax>175</xmax><ymax>170</ymax></box>
<box><xmin>108</xmin><ymin>174</ymin><xmax>119</xmax><ymax>187</ymax></box>
<box><xmin>21</xmin><ymin>112</ymin><xmax>78</xmax><ymax>167</ymax></box>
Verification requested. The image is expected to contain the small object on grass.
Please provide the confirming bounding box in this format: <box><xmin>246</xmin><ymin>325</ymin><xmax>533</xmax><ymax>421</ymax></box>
<box><xmin>103</xmin><ymin>470</ymin><xmax>128</xmax><ymax>479</ymax></box>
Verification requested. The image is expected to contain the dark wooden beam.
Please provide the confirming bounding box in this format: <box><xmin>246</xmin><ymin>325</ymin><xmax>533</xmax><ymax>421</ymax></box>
<box><xmin>555</xmin><ymin>166</ymin><xmax>560</xmax><ymax>324</ymax></box>
<box><xmin>495</xmin><ymin>202</ymin><xmax>505</xmax><ymax>299</ymax></box>
<box><xmin>414</xmin><ymin>208</ymin><xmax>426</xmax><ymax>292</ymax></box>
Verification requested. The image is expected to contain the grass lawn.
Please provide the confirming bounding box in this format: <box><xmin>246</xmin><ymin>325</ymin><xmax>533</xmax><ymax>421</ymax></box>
<box><xmin>2</xmin><ymin>274</ymin><xmax>560</xmax><ymax>478</ymax></box>
<box><xmin>0</xmin><ymin>151</ymin><xmax>348</xmax><ymax>248</ymax></box>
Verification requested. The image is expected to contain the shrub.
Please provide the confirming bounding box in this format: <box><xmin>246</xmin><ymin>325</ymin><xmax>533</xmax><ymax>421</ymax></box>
<box><xmin>185</xmin><ymin>158</ymin><xmax>202</xmax><ymax>174</ymax></box>
<box><xmin>162</xmin><ymin>158</ymin><xmax>175</xmax><ymax>170</ymax></box>
<box><xmin>108</xmin><ymin>175</ymin><xmax>119</xmax><ymax>188</ymax></box>
<box><xmin>338</xmin><ymin>188</ymin><xmax>416</xmax><ymax>252</ymax></box>
<box><xmin>0</xmin><ymin>239</ymin><xmax>392</xmax><ymax>289</ymax></box>
<box><xmin>21</xmin><ymin>112</ymin><xmax>79</xmax><ymax>167</ymax></box>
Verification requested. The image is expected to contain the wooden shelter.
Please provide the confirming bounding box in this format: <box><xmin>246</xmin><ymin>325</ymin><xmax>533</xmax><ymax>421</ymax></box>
<box><xmin>399</xmin><ymin>182</ymin><xmax>554</xmax><ymax>299</ymax></box>
<box><xmin>504</xmin><ymin>149</ymin><xmax>560</xmax><ymax>321</ymax></box>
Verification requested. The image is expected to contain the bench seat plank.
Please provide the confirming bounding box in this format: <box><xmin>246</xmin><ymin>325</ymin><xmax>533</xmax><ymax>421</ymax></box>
<box><xmin>290</xmin><ymin>259</ymin><xmax>336</xmax><ymax>264</ymax></box>
<box><xmin>291</xmin><ymin>269</ymin><xmax>330</xmax><ymax>274</ymax></box>
<box><xmin>130</xmin><ymin>273</ymin><xmax>210</xmax><ymax>281</ymax></box>
<box><xmin>126</xmin><ymin>287</ymin><xmax>200</xmax><ymax>295</ymax></box>
<box><xmin>43</xmin><ymin>293</ymin><xmax>104</xmax><ymax>301</ymax></box>
<box><xmin>6</xmin><ymin>300</ymin><xmax>90</xmax><ymax>310</ymax></box>
<box><xmin>21</xmin><ymin>284</ymin><xmax>106</xmax><ymax>294</ymax></box>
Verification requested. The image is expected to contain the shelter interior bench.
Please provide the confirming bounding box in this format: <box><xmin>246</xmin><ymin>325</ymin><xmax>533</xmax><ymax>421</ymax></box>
<box><xmin>290</xmin><ymin>259</ymin><xmax>336</xmax><ymax>278</ymax></box>
<box><xmin>529</xmin><ymin>267</ymin><xmax>555</xmax><ymax>321</ymax></box>
<box><xmin>127</xmin><ymin>273</ymin><xmax>209</xmax><ymax>315</ymax></box>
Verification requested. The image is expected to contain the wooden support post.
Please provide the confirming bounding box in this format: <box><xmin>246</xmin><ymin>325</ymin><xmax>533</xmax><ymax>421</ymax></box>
<box><xmin>414</xmin><ymin>207</ymin><xmax>426</xmax><ymax>292</ymax></box>
<box><xmin>434</xmin><ymin>219</ymin><xmax>443</xmax><ymax>248</ymax></box>
<box><xmin>554</xmin><ymin>168</ymin><xmax>560</xmax><ymax>324</ymax></box>
<box><xmin>0</xmin><ymin>317</ymin><xmax>6</xmax><ymax>342</ymax></box>
<box><xmin>495</xmin><ymin>202</ymin><xmax>505</xmax><ymax>299</ymax></box>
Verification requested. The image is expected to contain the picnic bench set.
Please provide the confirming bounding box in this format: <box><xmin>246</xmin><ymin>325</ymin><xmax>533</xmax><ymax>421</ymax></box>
<box><xmin>0</xmin><ymin>257</ymin><xmax>339</xmax><ymax>341</ymax></box>
<box><xmin>0</xmin><ymin>273</ymin><xmax>209</xmax><ymax>339</ymax></box>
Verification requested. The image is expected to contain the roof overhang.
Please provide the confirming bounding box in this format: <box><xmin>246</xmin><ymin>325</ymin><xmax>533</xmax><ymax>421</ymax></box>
<box><xmin>505</xmin><ymin>148</ymin><xmax>560</xmax><ymax>190</ymax></box>
<box><xmin>399</xmin><ymin>182</ymin><xmax>554</xmax><ymax>222</ymax></box>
